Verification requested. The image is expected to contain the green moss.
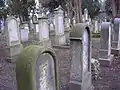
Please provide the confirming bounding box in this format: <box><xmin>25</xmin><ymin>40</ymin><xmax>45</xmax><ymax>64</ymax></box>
<box><xmin>16</xmin><ymin>45</ymin><xmax>57</xmax><ymax>90</ymax></box>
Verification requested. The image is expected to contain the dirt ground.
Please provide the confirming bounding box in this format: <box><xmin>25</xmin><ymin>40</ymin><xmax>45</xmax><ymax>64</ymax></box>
<box><xmin>0</xmin><ymin>38</ymin><xmax>120</xmax><ymax>90</ymax></box>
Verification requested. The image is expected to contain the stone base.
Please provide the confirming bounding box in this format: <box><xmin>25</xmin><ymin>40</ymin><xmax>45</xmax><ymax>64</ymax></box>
<box><xmin>6</xmin><ymin>44</ymin><xmax>23</xmax><ymax>63</ymax></box>
<box><xmin>38</xmin><ymin>40</ymin><xmax>51</xmax><ymax>48</ymax></box>
<box><xmin>69</xmin><ymin>72</ymin><xmax>91</xmax><ymax>90</ymax></box>
<box><xmin>54</xmin><ymin>35</ymin><xmax>66</xmax><ymax>46</ymax></box>
<box><xmin>99</xmin><ymin>54</ymin><xmax>114</xmax><ymax>66</ymax></box>
<box><xmin>111</xmin><ymin>48</ymin><xmax>120</xmax><ymax>56</ymax></box>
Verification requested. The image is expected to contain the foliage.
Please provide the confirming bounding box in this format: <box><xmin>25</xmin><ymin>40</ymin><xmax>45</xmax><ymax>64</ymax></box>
<box><xmin>82</xmin><ymin>0</ymin><xmax>101</xmax><ymax>19</ymax></box>
<box><xmin>105</xmin><ymin>0</ymin><xmax>112</xmax><ymax>17</ymax></box>
<box><xmin>6</xmin><ymin>0</ymin><xmax>36</xmax><ymax>21</ymax></box>
<box><xmin>0</xmin><ymin>0</ymin><xmax>8</xmax><ymax>18</ymax></box>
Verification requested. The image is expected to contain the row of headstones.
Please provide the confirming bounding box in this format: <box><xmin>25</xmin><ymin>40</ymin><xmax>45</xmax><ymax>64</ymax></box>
<box><xmin>99</xmin><ymin>18</ymin><xmax>120</xmax><ymax>66</ymax></box>
<box><xmin>0</xmin><ymin>6</ymin><xmax>71</xmax><ymax>62</ymax></box>
<box><xmin>16</xmin><ymin>23</ymin><xmax>92</xmax><ymax>90</ymax></box>
<box><xmin>20</xmin><ymin>5</ymin><xmax>70</xmax><ymax>45</ymax></box>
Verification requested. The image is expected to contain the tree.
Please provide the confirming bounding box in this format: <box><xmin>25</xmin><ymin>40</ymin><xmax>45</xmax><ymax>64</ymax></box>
<box><xmin>82</xmin><ymin>0</ymin><xmax>101</xmax><ymax>19</ymax></box>
<box><xmin>6</xmin><ymin>0</ymin><xmax>36</xmax><ymax>22</ymax></box>
<box><xmin>105</xmin><ymin>0</ymin><xmax>112</xmax><ymax>17</ymax></box>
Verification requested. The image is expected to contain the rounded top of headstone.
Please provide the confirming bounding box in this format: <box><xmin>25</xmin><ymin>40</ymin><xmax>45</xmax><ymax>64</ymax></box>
<box><xmin>70</xmin><ymin>23</ymin><xmax>90</xmax><ymax>39</ymax></box>
<box><xmin>54</xmin><ymin>5</ymin><xmax>64</xmax><ymax>14</ymax></box>
<box><xmin>6</xmin><ymin>16</ymin><xmax>17</xmax><ymax>22</ymax></box>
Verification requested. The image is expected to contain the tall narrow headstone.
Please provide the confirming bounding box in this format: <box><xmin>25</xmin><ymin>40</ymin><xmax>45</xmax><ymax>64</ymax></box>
<box><xmin>69</xmin><ymin>23</ymin><xmax>92</xmax><ymax>90</ymax></box>
<box><xmin>94</xmin><ymin>20</ymin><xmax>99</xmax><ymax>33</ymax></box>
<box><xmin>32</xmin><ymin>15</ymin><xmax>39</xmax><ymax>39</ymax></box>
<box><xmin>20</xmin><ymin>22</ymin><xmax>29</xmax><ymax>42</ymax></box>
<box><xmin>38</xmin><ymin>14</ymin><xmax>51</xmax><ymax>47</ymax></box>
<box><xmin>99</xmin><ymin>22</ymin><xmax>114</xmax><ymax>66</ymax></box>
<box><xmin>16</xmin><ymin>45</ymin><xmax>59</xmax><ymax>90</ymax></box>
<box><xmin>5</xmin><ymin>16</ymin><xmax>23</xmax><ymax>62</ymax></box>
<box><xmin>111</xmin><ymin>18</ymin><xmax>120</xmax><ymax>55</ymax></box>
<box><xmin>54</xmin><ymin>5</ymin><xmax>64</xmax><ymax>36</ymax></box>
<box><xmin>54</xmin><ymin>6</ymin><xmax>66</xmax><ymax>45</ymax></box>
<box><xmin>84</xmin><ymin>8</ymin><xmax>89</xmax><ymax>22</ymax></box>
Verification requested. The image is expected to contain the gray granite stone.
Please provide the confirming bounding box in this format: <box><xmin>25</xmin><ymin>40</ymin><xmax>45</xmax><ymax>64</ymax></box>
<box><xmin>99</xmin><ymin>22</ymin><xmax>114</xmax><ymax>66</ymax></box>
<box><xmin>69</xmin><ymin>23</ymin><xmax>92</xmax><ymax>90</ymax></box>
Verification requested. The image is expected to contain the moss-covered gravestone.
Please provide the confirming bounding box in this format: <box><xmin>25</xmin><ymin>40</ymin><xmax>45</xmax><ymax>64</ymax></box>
<box><xmin>16</xmin><ymin>45</ymin><xmax>59</xmax><ymax>90</ymax></box>
<box><xmin>69</xmin><ymin>23</ymin><xmax>92</xmax><ymax>90</ymax></box>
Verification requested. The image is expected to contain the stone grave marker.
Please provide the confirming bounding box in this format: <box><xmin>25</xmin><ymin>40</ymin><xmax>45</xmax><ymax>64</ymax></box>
<box><xmin>94</xmin><ymin>20</ymin><xmax>99</xmax><ymax>33</ymax></box>
<box><xmin>69</xmin><ymin>23</ymin><xmax>92</xmax><ymax>90</ymax></box>
<box><xmin>54</xmin><ymin>5</ymin><xmax>64</xmax><ymax>36</ymax></box>
<box><xmin>84</xmin><ymin>8</ymin><xmax>89</xmax><ymax>22</ymax></box>
<box><xmin>38</xmin><ymin>14</ymin><xmax>51</xmax><ymax>47</ymax></box>
<box><xmin>5</xmin><ymin>16</ymin><xmax>23</xmax><ymax>62</ymax></box>
<box><xmin>54</xmin><ymin>5</ymin><xmax>66</xmax><ymax>45</ymax></box>
<box><xmin>16</xmin><ymin>45</ymin><xmax>59</xmax><ymax>90</ymax></box>
<box><xmin>99</xmin><ymin>22</ymin><xmax>114</xmax><ymax>66</ymax></box>
<box><xmin>32</xmin><ymin>15</ymin><xmax>39</xmax><ymax>39</ymax></box>
<box><xmin>20</xmin><ymin>22</ymin><xmax>29</xmax><ymax>42</ymax></box>
<box><xmin>111</xmin><ymin>18</ymin><xmax>120</xmax><ymax>55</ymax></box>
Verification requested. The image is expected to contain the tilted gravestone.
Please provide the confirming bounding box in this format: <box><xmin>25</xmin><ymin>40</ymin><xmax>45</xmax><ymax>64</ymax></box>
<box><xmin>69</xmin><ymin>23</ymin><xmax>92</xmax><ymax>90</ymax></box>
<box><xmin>99</xmin><ymin>22</ymin><xmax>114</xmax><ymax>66</ymax></box>
<box><xmin>16</xmin><ymin>45</ymin><xmax>59</xmax><ymax>90</ymax></box>
<box><xmin>5</xmin><ymin>16</ymin><xmax>23</xmax><ymax>62</ymax></box>
<box><xmin>111</xmin><ymin>18</ymin><xmax>120</xmax><ymax>56</ymax></box>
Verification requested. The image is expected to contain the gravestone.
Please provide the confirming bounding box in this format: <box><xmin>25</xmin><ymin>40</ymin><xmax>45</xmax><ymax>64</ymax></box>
<box><xmin>64</xmin><ymin>15</ymin><xmax>70</xmax><ymax>31</ymax></box>
<box><xmin>54</xmin><ymin>6</ymin><xmax>66</xmax><ymax>45</ymax></box>
<box><xmin>111</xmin><ymin>18</ymin><xmax>120</xmax><ymax>56</ymax></box>
<box><xmin>69</xmin><ymin>23</ymin><xmax>92</xmax><ymax>90</ymax></box>
<box><xmin>38</xmin><ymin>14</ymin><xmax>51</xmax><ymax>47</ymax></box>
<box><xmin>20</xmin><ymin>22</ymin><xmax>29</xmax><ymax>42</ymax></box>
<box><xmin>16</xmin><ymin>45</ymin><xmax>59</xmax><ymax>90</ymax></box>
<box><xmin>84</xmin><ymin>8</ymin><xmax>89</xmax><ymax>22</ymax></box>
<box><xmin>20</xmin><ymin>29</ymin><xmax>29</xmax><ymax>42</ymax></box>
<box><xmin>54</xmin><ymin>5</ymin><xmax>64</xmax><ymax>36</ymax></box>
<box><xmin>94</xmin><ymin>20</ymin><xmax>99</xmax><ymax>33</ymax></box>
<box><xmin>99</xmin><ymin>22</ymin><xmax>114</xmax><ymax>66</ymax></box>
<box><xmin>32</xmin><ymin>15</ymin><xmax>39</xmax><ymax>39</ymax></box>
<box><xmin>5</xmin><ymin>16</ymin><xmax>23</xmax><ymax>62</ymax></box>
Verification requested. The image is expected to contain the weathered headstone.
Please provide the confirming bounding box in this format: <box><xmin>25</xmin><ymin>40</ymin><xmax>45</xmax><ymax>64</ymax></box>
<box><xmin>16</xmin><ymin>45</ymin><xmax>59</xmax><ymax>90</ymax></box>
<box><xmin>64</xmin><ymin>16</ymin><xmax>70</xmax><ymax>31</ymax></box>
<box><xmin>20</xmin><ymin>29</ymin><xmax>29</xmax><ymax>42</ymax></box>
<box><xmin>84</xmin><ymin>8</ymin><xmax>89</xmax><ymax>22</ymax></box>
<box><xmin>111</xmin><ymin>18</ymin><xmax>120</xmax><ymax>56</ymax></box>
<box><xmin>54</xmin><ymin>6</ymin><xmax>66</xmax><ymax>45</ymax></box>
<box><xmin>54</xmin><ymin>5</ymin><xmax>64</xmax><ymax>36</ymax></box>
<box><xmin>99</xmin><ymin>22</ymin><xmax>114</xmax><ymax>66</ymax></box>
<box><xmin>20</xmin><ymin>22</ymin><xmax>29</xmax><ymax>42</ymax></box>
<box><xmin>32</xmin><ymin>15</ymin><xmax>39</xmax><ymax>39</ymax></box>
<box><xmin>5</xmin><ymin>16</ymin><xmax>23</xmax><ymax>62</ymax></box>
<box><xmin>69</xmin><ymin>23</ymin><xmax>92</xmax><ymax>90</ymax></box>
<box><xmin>94</xmin><ymin>20</ymin><xmax>99</xmax><ymax>33</ymax></box>
<box><xmin>38</xmin><ymin>14</ymin><xmax>51</xmax><ymax>47</ymax></box>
